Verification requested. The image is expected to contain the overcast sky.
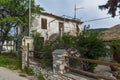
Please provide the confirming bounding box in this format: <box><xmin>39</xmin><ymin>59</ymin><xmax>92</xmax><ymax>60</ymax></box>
<box><xmin>35</xmin><ymin>0</ymin><xmax>120</xmax><ymax>29</ymax></box>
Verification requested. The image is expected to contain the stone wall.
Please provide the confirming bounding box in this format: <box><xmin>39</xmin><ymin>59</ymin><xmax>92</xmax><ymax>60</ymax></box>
<box><xmin>52</xmin><ymin>49</ymin><xmax>69</xmax><ymax>74</ymax></box>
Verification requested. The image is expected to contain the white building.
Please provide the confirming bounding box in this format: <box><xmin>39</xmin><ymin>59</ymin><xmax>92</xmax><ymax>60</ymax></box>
<box><xmin>30</xmin><ymin>12</ymin><xmax>83</xmax><ymax>41</ymax></box>
<box><xmin>2</xmin><ymin>41</ymin><xmax>14</xmax><ymax>51</ymax></box>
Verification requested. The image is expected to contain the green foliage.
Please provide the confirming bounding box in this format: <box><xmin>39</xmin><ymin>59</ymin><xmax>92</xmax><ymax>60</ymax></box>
<box><xmin>77</xmin><ymin>26</ymin><xmax>107</xmax><ymax>71</ymax></box>
<box><xmin>61</xmin><ymin>25</ymin><xmax>107</xmax><ymax>72</ymax></box>
<box><xmin>32</xmin><ymin>32</ymin><xmax>43</xmax><ymax>51</ymax></box>
<box><xmin>38</xmin><ymin>72</ymin><xmax>45</xmax><ymax>80</ymax></box>
<box><xmin>2</xmin><ymin>51</ymin><xmax>19</xmax><ymax>58</ymax></box>
<box><xmin>0</xmin><ymin>56</ymin><xmax>19</xmax><ymax>70</ymax></box>
<box><xmin>99</xmin><ymin>0</ymin><xmax>120</xmax><ymax>17</ymax></box>
<box><xmin>0</xmin><ymin>0</ymin><xmax>43</xmax><ymax>51</ymax></box>
<box><xmin>32</xmin><ymin>32</ymin><xmax>53</xmax><ymax>68</ymax></box>
<box><xmin>61</xmin><ymin>33</ymin><xmax>76</xmax><ymax>47</ymax></box>
<box><xmin>40</xmin><ymin>41</ymin><xmax>53</xmax><ymax>68</ymax></box>
<box><xmin>77</xmin><ymin>26</ymin><xmax>107</xmax><ymax>59</ymax></box>
<box><xmin>22</xmin><ymin>66</ymin><xmax>34</xmax><ymax>76</ymax></box>
<box><xmin>111</xmin><ymin>40</ymin><xmax>120</xmax><ymax>52</ymax></box>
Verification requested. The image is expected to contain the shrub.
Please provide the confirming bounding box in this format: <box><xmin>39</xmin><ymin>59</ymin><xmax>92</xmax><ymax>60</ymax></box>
<box><xmin>38</xmin><ymin>72</ymin><xmax>45</xmax><ymax>80</ymax></box>
<box><xmin>32</xmin><ymin>32</ymin><xmax>53</xmax><ymax>68</ymax></box>
<box><xmin>2</xmin><ymin>51</ymin><xmax>19</xmax><ymax>59</ymax></box>
<box><xmin>22</xmin><ymin>66</ymin><xmax>34</xmax><ymax>75</ymax></box>
<box><xmin>111</xmin><ymin>40</ymin><xmax>120</xmax><ymax>52</ymax></box>
<box><xmin>32</xmin><ymin>32</ymin><xmax>43</xmax><ymax>51</ymax></box>
<box><xmin>76</xmin><ymin>26</ymin><xmax>107</xmax><ymax>71</ymax></box>
<box><xmin>61</xmin><ymin>25</ymin><xmax>107</xmax><ymax>72</ymax></box>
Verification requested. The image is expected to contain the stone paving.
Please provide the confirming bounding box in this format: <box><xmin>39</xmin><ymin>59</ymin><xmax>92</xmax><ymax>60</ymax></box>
<box><xmin>29</xmin><ymin>61</ymin><xmax>97</xmax><ymax>80</ymax></box>
<box><xmin>0</xmin><ymin>67</ymin><xmax>28</xmax><ymax>80</ymax></box>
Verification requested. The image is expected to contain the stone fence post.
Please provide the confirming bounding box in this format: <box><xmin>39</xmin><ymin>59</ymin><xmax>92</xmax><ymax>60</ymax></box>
<box><xmin>21</xmin><ymin>36</ymin><xmax>34</xmax><ymax>69</ymax></box>
<box><xmin>52</xmin><ymin>49</ymin><xmax>69</xmax><ymax>74</ymax></box>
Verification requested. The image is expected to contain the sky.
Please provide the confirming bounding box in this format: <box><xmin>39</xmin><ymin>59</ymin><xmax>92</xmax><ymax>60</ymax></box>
<box><xmin>35</xmin><ymin>0</ymin><xmax>120</xmax><ymax>29</ymax></box>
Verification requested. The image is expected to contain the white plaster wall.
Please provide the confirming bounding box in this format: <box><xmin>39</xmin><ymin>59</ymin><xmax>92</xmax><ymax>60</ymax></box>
<box><xmin>3</xmin><ymin>41</ymin><xmax>14</xmax><ymax>51</ymax></box>
<box><xmin>22</xmin><ymin>36</ymin><xmax>33</xmax><ymax>51</ymax></box>
<box><xmin>31</xmin><ymin>14</ymin><xmax>82</xmax><ymax>40</ymax></box>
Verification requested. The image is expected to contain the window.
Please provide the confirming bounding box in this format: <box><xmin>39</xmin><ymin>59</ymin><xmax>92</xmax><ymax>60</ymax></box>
<box><xmin>41</xmin><ymin>18</ymin><xmax>47</xmax><ymax>29</ymax></box>
<box><xmin>59</xmin><ymin>22</ymin><xmax>64</xmax><ymax>36</ymax></box>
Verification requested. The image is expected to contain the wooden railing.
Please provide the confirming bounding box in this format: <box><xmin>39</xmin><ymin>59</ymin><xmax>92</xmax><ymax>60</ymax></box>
<box><xmin>29</xmin><ymin>50</ymin><xmax>44</xmax><ymax>59</ymax></box>
<box><xmin>65</xmin><ymin>56</ymin><xmax>120</xmax><ymax>80</ymax></box>
<box><xmin>66</xmin><ymin>56</ymin><xmax>120</xmax><ymax>67</ymax></box>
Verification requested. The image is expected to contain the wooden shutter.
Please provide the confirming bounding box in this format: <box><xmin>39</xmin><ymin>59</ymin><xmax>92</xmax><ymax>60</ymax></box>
<box><xmin>41</xmin><ymin>18</ymin><xmax>47</xmax><ymax>29</ymax></box>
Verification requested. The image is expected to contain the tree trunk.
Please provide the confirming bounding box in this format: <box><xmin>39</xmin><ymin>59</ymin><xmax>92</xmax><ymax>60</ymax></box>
<box><xmin>0</xmin><ymin>42</ymin><xmax>3</xmax><ymax>55</ymax></box>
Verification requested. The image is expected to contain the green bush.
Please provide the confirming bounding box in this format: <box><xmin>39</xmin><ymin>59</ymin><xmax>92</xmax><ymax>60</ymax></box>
<box><xmin>38</xmin><ymin>72</ymin><xmax>45</xmax><ymax>80</ymax></box>
<box><xmin>32</xmin><ymin>32</ymin><xmax>43</xmax><ymax>51</ymax></box>
<box><xmin>22</xmin><ymin>66</ymin><xmax>34</xmax><ymax>75</ymax></box>
<box><xmin>61</xmin><ymin>25</ymin><xmax>107</xmax><ymax>72</ymax></box>
<box><xmin>111</xmin><ymin>40</ymin><xmax>120</xmax><ymax>52</ymax></box>
<box><xmin>2</xmin><ymin>51</ymin><xmax>19</xmax><ymax>58</ymax></box>
<box><xmin>77</xmin><ymin>26</ymin><xmax>107</xmax><ymax>71</ymax></box>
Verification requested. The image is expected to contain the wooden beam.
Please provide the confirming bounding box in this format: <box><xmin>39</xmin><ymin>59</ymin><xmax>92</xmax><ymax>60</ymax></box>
<box><xmin>19</xmin><ymin>49</ymin><xmax>22</xmax><ymax>71</ymax></box>
<box><xmin>66</xmin><ymin>56</ymin><xmax>120</xmax><ymax>67</ymax></box>
<box><xmin>26</xmin><ymin>43</ymin><xmax>29</xmax><ymax>74</ymax></box>
<box><xmin>65</xmin><ymin>66</ymin><xmax>114</xmax><ymax>80</ymax></box>
<box><xmin>29</xmin><ymin>50</ymin><xmax>44</xmax><ymax>54</ymax></box>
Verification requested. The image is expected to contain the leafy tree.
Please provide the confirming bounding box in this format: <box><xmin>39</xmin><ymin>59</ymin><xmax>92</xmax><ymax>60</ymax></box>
<box><xmin>61</xmin><ymin>25</ymin><xmax>107</xmax><ymax>72</ymax></box>
<box><xmin>77</xmin><ymin>25</ymin><xmax>106</xmax><ymax>59</ymax></box>
<box><xmin>99</xmin><ymin>0</ymin><xmax>120</xmax><ymax>17</ymax></box>
<box><xmin>76</xmin><ymin>26</ymin><xmax>107</xmax><ymax>71</ymax></box>
<box><xmin>0</xmin><ymin>0</ymin><xmax>43</xmax><ymax>52</ymax></box>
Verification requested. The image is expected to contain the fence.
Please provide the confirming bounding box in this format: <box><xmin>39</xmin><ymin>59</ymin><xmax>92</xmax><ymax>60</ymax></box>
<box><xmin>23</xmin><ymin>46</ymin><xmax>120</xmax><ymax>80</ymax></box>
<box><xmin>23</xmin><ymin>43</ymin><xmax>44</xmax><ymax>74</ymax></box>
<box><xmin>65</xmin><ymin>56</ymin><xmax>120</xmax><ymax>80</ymax></box>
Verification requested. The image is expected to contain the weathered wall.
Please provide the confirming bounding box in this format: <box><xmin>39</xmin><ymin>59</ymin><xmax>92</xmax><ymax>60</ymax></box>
<box><xmin>31</xmin><ymin>14</ymin><xmax>82</xmax><ymax>40</ymax></box>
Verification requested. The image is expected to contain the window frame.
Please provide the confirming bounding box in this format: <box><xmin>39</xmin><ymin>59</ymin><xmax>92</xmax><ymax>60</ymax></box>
<box><xmin>41</xmin><ymin>18</ymin><xmax>47</xmax><ymax>29</ymax></box>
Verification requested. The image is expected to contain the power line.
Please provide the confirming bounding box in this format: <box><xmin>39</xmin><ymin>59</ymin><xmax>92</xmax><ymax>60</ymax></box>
<box><xmin>83</xmin><ymin>15</ymin><xmax>120</xmax><ymax>23</ymax></box>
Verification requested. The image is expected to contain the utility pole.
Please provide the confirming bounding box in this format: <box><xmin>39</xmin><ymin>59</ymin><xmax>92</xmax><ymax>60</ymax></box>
<box><xmin>74</xmin><ymin>4</ymin><xmax>84</xmax><ymax>19</ymax></box>
<box><xmin>29</xmin><ymin>0</ymin><xmax>31</xmax><ymax>36</ymax></box>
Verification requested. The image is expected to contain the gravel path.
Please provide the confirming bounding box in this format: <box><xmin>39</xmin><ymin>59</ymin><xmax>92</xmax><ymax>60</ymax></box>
<box><xmin>0</xmin><ymin>67</ymin><xmax>28</xmax><ymax>80</ymax></box>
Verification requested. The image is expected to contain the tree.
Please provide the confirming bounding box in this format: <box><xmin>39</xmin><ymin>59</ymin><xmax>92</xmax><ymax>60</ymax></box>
<box><xmin>0</xmin><ymin>0</ymin><xmax>43</xmax><ymax>52</ymax></box>
<box><xmin>99</xmin><ymin>0</ymin><xmax>120</xmax><ymax>17</ymax></box>
<box><xmin>61</xmin><ymin>25</ymin><xmax>107</xmax><ymax>72</ymax></box>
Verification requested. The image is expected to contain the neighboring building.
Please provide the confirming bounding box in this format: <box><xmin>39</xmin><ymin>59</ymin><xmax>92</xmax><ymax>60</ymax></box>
<box><xmin>2</xmin><ymin>41</ymin><xmax>14</xmax><ymax>51</ymax></box>
<box><xmin>13</xmin><ymin>12</ymin><xmax>82</xmax><ymax>52</ymax></box>
<box><xmin>30</xmin><ymin>12</ymin><xmax>83</xmax><ymax>41</ymax></box>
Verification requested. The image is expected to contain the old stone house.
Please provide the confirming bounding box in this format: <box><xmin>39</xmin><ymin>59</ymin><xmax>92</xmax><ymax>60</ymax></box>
<box><xmin>30</xmin><ymin>12</ymin><xmax>83</xmax><ymax>41</ymax></box>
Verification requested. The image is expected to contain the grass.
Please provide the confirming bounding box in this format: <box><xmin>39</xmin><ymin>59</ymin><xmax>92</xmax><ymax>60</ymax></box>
<box><xmin>1</xmin><ymin>51</ymin><xmax>19</xmax><ymax>59</ymax></box>
<box><xmin>0</xmin><ymin>51</ymin><xmax>45</xmax><ymax>80</ymax></box>
<box><xmin>22</xmin><ymin>66</ymin><xmax>35</xmax><ymax>76</ymax></box>
<box><xmin>0</xmin><ymin>56</ymin><xmax>19</xmax><ymax>70</ymax></box>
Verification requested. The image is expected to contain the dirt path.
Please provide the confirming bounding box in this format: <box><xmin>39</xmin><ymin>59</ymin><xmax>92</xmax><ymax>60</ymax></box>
<box><xmin>0</xmin><ymin>67</ymin><xmax>28</xmax><ymax>80</ymax></box>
